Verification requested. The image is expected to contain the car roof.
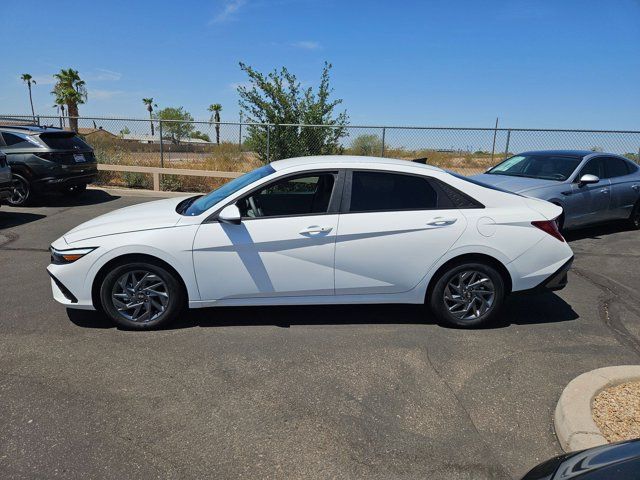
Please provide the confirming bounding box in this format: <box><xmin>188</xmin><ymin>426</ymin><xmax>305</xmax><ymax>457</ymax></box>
<box><xmin>517</xmin><ymin>149</ymin><xmax>601</xmax><ymax>158</ymax></box>
<box><xmin>0</xmin><ymin>124</ymin><xmax>64</xmax><ymax>134</ymax></box>
<box><xmin>271</xmin><ymin>155</ymin><xmax>444</xmax><ymax>172</ymax></box>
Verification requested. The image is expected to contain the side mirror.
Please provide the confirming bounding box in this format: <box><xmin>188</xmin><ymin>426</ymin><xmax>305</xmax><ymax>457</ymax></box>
<box><xmin>218</xmin><ymin>204</ymin><xmax>241</xmax><ymax>225</ymax></box>
<box><xmin>578</xmin><ymin>174</ymin><xmax>600</xmax><ymax>186</ymax></box>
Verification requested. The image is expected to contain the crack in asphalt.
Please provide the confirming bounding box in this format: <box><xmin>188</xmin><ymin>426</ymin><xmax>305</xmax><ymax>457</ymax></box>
<box><xmin>572</xmin><ymin>267</ymin><xmax>640</xmax><ymax>358</ymax></box>
<box><xmin>421</xmin><ymin>345</ymin><xmax>513</xmax><ymax>480</ymax></box>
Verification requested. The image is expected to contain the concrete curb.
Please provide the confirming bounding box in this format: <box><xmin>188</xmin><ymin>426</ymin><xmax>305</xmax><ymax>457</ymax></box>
<box><xmin>554</xmin><ymin>365</ymin><xmax>640</xmax><ymax>452</ymax></box>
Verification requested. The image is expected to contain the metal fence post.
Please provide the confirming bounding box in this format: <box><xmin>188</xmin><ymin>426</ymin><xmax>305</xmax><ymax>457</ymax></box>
<box><xmin>159</xmin><ymin>120</ymin><xmax>164</xmax><ymax>168</ymax></box>
<box><xmin>504</xmin><ymin>129</ymin><xmax>512</xmax><ymax>159</ymax></box>
<box><xmin>381</xmin><ymin>127</ymin><xmax>386</xmax><ymax>157</ymax></box>
<box><xmin>239</xmin><ymin>112</ymin><xmax>243</xmax><ymax>152</ymax></box>
<box><xmin>490</xmin><ymin>117</ymin><xmax>499</xmax><ymax>163</ymax></box>
<box><xmin>266</xmin><ymin>125</ymin><xmax>271</xmax><ymax>163</ymax></box>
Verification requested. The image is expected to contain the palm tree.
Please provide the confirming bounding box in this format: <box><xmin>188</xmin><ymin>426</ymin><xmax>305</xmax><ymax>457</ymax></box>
<box><xmin>21</xmin><ymin>74</ymin><xmax>36</xmax><ymax>122</ymax></box>
<box><xmin>143</xmin><ymin>98</ymin><xmax>157</xmax><ymax>136</ymax></box>
<box><xmin>51</xmin><ymin>68</ymin><xmax>87</xmax><ymax>132</ymax></box>
<box><xmin>208</xmin><ymin>103</ymin><xmax>222</xmax><ymax>144</ymax></box>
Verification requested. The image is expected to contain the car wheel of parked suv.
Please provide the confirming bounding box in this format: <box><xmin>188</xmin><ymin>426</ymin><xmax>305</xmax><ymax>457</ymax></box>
<box><xmin>8</xmin><ymin>174</ymin><xmax>31</xmax><ymax>206</ymax></box>
<box><xmin>629</xmin><ymin>201</ymin><xmax>640</xmax><ymax>230</ymax></box>
<box><xmin>429</xmin><ymin>261</ymin><xmax>505</xmax><ymax>328</ymax></box>
<box><xmin>99</xmin><ymin>259</ymin><xmax>185</xmax><ymax>330</ymax></box>
<box><xmin>63</xmin><ymin>184</ymin><xmax>87</xmax><ymax>196</ymax></box>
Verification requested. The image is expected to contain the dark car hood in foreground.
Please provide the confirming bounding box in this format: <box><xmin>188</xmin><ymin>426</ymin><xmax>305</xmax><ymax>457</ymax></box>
<box><xmin>472</xmin><ymin>173</ymin><xmax>563</xmax><ymax>194</ymax></box>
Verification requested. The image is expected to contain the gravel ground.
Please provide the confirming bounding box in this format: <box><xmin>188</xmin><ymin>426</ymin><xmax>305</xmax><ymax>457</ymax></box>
<box><xmin>592</xmin><ymin>381</ymin><xmax>640</xmax><ymax>442</ymax></box>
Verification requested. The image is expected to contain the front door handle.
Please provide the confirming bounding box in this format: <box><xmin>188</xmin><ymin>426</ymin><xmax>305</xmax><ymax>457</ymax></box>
<box><xmin>632</xmin><ymin>184</ymin><xmax>639</xmax><ymax>192</ymax></box>
<box><xmin>600</xmin><ymin>188</ymin><xmax>610</xmax><ymax>194</ymax></box>
<box><xmin>299</xmin><ymin>225</ymin><xmax>332</xmax><ymax>235</ymax></box>
<box><xmin>426</xmin><ymin>217</ymin><xmax>458</xmax><ymax>227</ymax></box>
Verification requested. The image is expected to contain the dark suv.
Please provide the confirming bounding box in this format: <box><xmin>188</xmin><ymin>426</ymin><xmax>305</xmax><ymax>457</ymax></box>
<box><xmin>0</xmin><ymin>125</ymin><xmax>98</xmax><ymax>206</ymax></box>
<box><xmin>0</xmin><ymin>150</ymin><xmax>13</xmax><ymax>204</ymax></box>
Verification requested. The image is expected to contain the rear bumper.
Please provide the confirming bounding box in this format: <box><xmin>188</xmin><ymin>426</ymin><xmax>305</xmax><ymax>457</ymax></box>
<box><xmin>517</xmin><ymin>256</ymin><xmax>574</xmax><ymax>294</ymax></box>
<box><xmin>34</xmin><ymin>172</ymin><xmax>97</xmax><ymax>191</ymax></box>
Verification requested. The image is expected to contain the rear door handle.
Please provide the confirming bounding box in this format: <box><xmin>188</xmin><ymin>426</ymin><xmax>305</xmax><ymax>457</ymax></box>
<box><xmin>299</xmin><ymin>225</ymin><xmax>332</xmax><ymax>235</ymax></box>
<box><xmin>632</xmin><ymin>184</ymin><xmax>639</xmax><ymax>192</ymax></box>
<box><xmin>426</xmin><ymin>217</ymin><xmax>457</xmax><ymax>227</ymax></box>
<box><xmin>600</xmin><ymin>188</ymin><xmax>610</xmax><ymax>194</ymax></box>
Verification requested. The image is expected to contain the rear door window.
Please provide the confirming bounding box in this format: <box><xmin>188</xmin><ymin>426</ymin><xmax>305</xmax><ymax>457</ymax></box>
<box><xmin>348</xmin><ymin>171</ymin><xmax>442</xmax><ymax>212</ymax></box>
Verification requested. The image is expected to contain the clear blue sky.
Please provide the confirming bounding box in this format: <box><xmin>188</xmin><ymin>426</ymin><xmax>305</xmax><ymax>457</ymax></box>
<box><xmin>1</xmin><ymin>0</ymin><xmax>639</xmax><ymax>129</ymax></box>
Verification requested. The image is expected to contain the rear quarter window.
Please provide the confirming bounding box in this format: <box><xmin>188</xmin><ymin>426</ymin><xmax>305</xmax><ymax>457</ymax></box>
<box><xmin>39</xmin><ymin>133</ymin><xmax>91</xmax><ymax>150</ymax></box>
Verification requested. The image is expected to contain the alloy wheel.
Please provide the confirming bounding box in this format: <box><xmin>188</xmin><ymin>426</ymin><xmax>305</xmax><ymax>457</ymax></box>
<box><xmin>9</xmin><ymin>177</ymin><xmax>29</xmax><ymax>206</ymax></box>
<box><xmin>111</xmin><ymin>270</ymin><xmax>169</xmax><ymax>323</ymax></box>
<box><xmin>443</xmin><ymin>270</ymin><xmax>495</xmax><ymax>321</ymax></box>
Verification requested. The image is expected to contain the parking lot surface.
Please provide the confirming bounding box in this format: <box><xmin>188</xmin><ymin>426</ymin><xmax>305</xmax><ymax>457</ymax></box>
<box><xmin>1</xmin><ymin>189</ymin><xmax>639</xmax><ymax>479</ymax></box>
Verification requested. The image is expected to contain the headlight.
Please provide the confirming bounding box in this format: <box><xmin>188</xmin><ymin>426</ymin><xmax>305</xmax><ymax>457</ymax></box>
<box><xmin>50</xmin><ymin>246</ymin><xmax>96</xmax><ymax>265</ymax></box>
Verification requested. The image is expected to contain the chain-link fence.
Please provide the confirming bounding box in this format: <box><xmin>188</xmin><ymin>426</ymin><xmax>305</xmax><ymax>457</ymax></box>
<box><xmin>2</xmin><ymin>114</ymin><xmax>639</xmax><ymax>191</ymax></box>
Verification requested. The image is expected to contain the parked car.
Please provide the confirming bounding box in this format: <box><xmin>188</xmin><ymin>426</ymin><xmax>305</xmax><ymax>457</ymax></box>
<box><xmin>473</xmin><ymin>150</ymin><xmax>640</xmax><ymax>231</ymax></box>
<box><xmin>521</xmin><ymin>438</ymin><xmax>640</xmax><ymax>479</ymax></box>
<box><xmin>0</xmin><ymin>125</ymin><xmax>98</xmax><ymax>206</ymax></box>
<box><xmin>0</xmin><ymin>150</ymin><xmax>13</xmax><ymax>205</ymax></box>
<box><xmin>47</xmin><ymin>156</ymin><xmax>573</xmax><ymax>330</ymax></box>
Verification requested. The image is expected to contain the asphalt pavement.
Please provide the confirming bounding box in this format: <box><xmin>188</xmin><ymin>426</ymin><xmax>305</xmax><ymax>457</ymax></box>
<box><xmin>1</xmin><ymin>188</ymin><xmax>639</xmax><ymax>480</ymax></box>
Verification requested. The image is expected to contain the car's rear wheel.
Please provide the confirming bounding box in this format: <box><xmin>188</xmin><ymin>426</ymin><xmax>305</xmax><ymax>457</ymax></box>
<box><xmin>429</xmin><ymin>262</ymin><xmax>505</xmax><ymax>328</ymax></box>
<box><xmin>629</xmin><ymin>201</ymin><xmax>640</xmax><ymax>230</ymax></box>
<box><xmin>8</xmin><ymin>174</ymin><xmax>31</xmax><ymax>206</ymax></box>
<box><xmin>99</xmin><ymin>260</ymin><xmax>185</xmax><ymax>330</ymax></box>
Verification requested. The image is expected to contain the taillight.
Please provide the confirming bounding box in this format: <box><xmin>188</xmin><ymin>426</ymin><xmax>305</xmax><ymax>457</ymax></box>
<box><xmin>532</xmin><ymin>218</ymin><xmax>565</xmax><ymax>242</ymax></box>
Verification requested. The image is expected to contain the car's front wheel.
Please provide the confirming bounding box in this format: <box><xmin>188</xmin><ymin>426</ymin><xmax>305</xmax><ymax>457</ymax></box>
<box><xmin>429</xmin><ymin>261</ymin><xmax>505</xmax><ymax>328</ymax></box>
<box><xmin>99</xmin><ymin>260</ymin><xmax>185</xmax><ymax>330</ymax></box>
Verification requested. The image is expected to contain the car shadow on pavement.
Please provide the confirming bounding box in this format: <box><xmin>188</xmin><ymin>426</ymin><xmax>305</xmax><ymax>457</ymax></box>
<box><xmin>29</xmin><ymin>189</ymin><xmax>121</xmax><ymax>208</ymax></box>
<box><xmin>66</xmin><ymin>292</ymin><xmax>578</xmax><ymax>331</ymax></box>
<box><xmin>0</xmin><ymin>212</ymin><xmax>46</xmax><ymax>229</ymax></box>
<box><xmin>564</xmin><ymin>221</ymin><xmax>633</xmax><ymax>242</ymax></box>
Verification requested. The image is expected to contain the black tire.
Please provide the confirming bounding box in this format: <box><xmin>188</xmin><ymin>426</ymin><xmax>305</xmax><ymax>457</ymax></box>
<box><xmin>629</xmin><ymin>201</ymin><xmax>640</xmax><ymax>230</ymax></box>
<box><xmin>8</xmin><ymin>174</ymin><xmax>32</xmax><ymax>206</ymax></box>
<box><xmin>429</xmin><ymin>261</ymin><xmax>505</xmax><ymax>328</ymax></box>
<box><xmin>63</xmin><ymin>184</ymin><xmax>87</xmax><ymax>196</ymax></box>
<box><xmin>99</xmin><ymin>260</ymin><xmax>185</xmax><ymax>330</ymax></box>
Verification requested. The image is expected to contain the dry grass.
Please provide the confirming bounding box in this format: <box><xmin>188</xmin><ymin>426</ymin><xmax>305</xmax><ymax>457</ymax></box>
<box><xmin>593</xmin><ymin>381</ymin><xmax>640</xmax><ymax>443</ymax></box>
<box><xmin>93</xmin><ymin>145</ymin><xmax>492</xmax><ymax>193</ymax></box>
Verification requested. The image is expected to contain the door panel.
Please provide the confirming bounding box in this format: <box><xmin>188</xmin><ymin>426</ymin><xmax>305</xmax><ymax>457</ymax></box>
<box><xmin>193</xmin><ymin>215</ymin><xmax>338</xmax><ymax>300</ymax></box>
<box><xmin>568</xmin><ymin>180</ymin><xmax>611</xmax><ymax>226</ymax></box>
<box><xmin>334</xmin><ymin>210</ymin><xmax>466</xmax><ymax>294</ymax></box>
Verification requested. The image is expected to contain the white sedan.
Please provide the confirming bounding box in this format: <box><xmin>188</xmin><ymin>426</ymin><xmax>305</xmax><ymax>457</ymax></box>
<box><xmin>48</xmin><ymin>156</ymin><xmax>574</xmax><ymax>329</ymax></box>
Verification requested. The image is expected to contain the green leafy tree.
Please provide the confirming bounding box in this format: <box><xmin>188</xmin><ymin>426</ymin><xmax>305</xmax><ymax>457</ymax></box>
<box><xmin>51</xmin><ymin>68</ymin><xmax>87</xmax><ymax>132</ymax></box>
<box><xmin>207</xmin><ymin>103</ymin><xmax>222</xmax><ymax>145</ymax></box>
<box><xmin>155</xmin><ymin>107</ymin><xmax>194</xmax><ymax>144</ymax></box>
<box><xmin>191</xmin><ymin>130</ymin><xmax>211</xmax><ymax>142</ymax></box>
<box><xmin>237</xmin><ymin>61</ymin><xmax>348</xmax><ymax>162</ymax></box>
<box><xmin>21</xmin><ymin>74</ymin><xmax>36</xmax><ymax>121</ymax></box>
<box><xmin>119</xmin><ymin>126</ymin><xmax>131</xmax><ymax>136</ymax></box>
<box><xmin>142</xmin><ymin>98</ymin><xmax>157</xmax><ymax>136</ymax></box>
<box><xmin>350</xmin><ymin>134</ymin><xmax>383</xmax><ymax>156</ymax></box>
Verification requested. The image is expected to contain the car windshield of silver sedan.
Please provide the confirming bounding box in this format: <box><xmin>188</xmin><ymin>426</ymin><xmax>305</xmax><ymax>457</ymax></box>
<box><xmin>181</xmin><ymin>164</ymin><xmax>276</xmax><ymax>216</ymax></box>
<box><xmin>487</xmin><ymin>154</ymin><xmax>582</xmax><ymax>181</ymax></box>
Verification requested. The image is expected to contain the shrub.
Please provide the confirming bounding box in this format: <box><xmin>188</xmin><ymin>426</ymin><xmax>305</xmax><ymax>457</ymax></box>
<box><xmin>123</xmin><ymin>172</ymin><xmax>151</xmax><ymax>189</ymax></box>
<box><xmin>350</xmin><ymin>134</ymin><xmax>383</xmax><ymax>156</ymax></box>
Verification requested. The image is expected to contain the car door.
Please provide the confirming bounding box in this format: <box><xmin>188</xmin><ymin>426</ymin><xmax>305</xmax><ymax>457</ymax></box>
<box><xmin>334</xmin><ymin>170</ymin><xmax>467</xmax><ymax>295</ymax></box>
<box><xmin>192</xmin><ymin>170</ymin><xmax>341</xmax><ymax>301</ymax></box>
<box><xmin>603</xmin><ymin>157</ymin><xmax>640</xmax><ymax>220</ymax></box>
<box><xmin>569</xmin><ymin>157</ymin><xmax>611</xmax><ymax>227</ymax></box>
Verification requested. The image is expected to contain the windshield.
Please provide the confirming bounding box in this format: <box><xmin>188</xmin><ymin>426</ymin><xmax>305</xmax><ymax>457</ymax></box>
<box><xmin>487</xmin><ymin>154</ymin><xmax>582</xmax><ymax>181</ymax></box>
<box><xmin>183</xmin><ymin>164</ymin><xmax>276</xmax><ymax>216</ymax></box>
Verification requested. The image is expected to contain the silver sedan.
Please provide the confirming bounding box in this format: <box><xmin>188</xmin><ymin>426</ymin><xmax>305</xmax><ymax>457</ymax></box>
<box><xmin>473</xmin><ymin>150</ymin><xmax>640</xmax><ymax>231</ymax></box>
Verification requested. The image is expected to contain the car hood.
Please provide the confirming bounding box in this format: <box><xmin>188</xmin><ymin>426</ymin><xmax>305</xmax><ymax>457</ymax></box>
<box><xmin>64</xmin><ymin>196</ymin><xmax>189</xmax><ymax>244</ymax></box>
<box><xmin>472</xmin><ymin>173</ymin><xmax>562</xmax><ymax>193</ymax></box>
